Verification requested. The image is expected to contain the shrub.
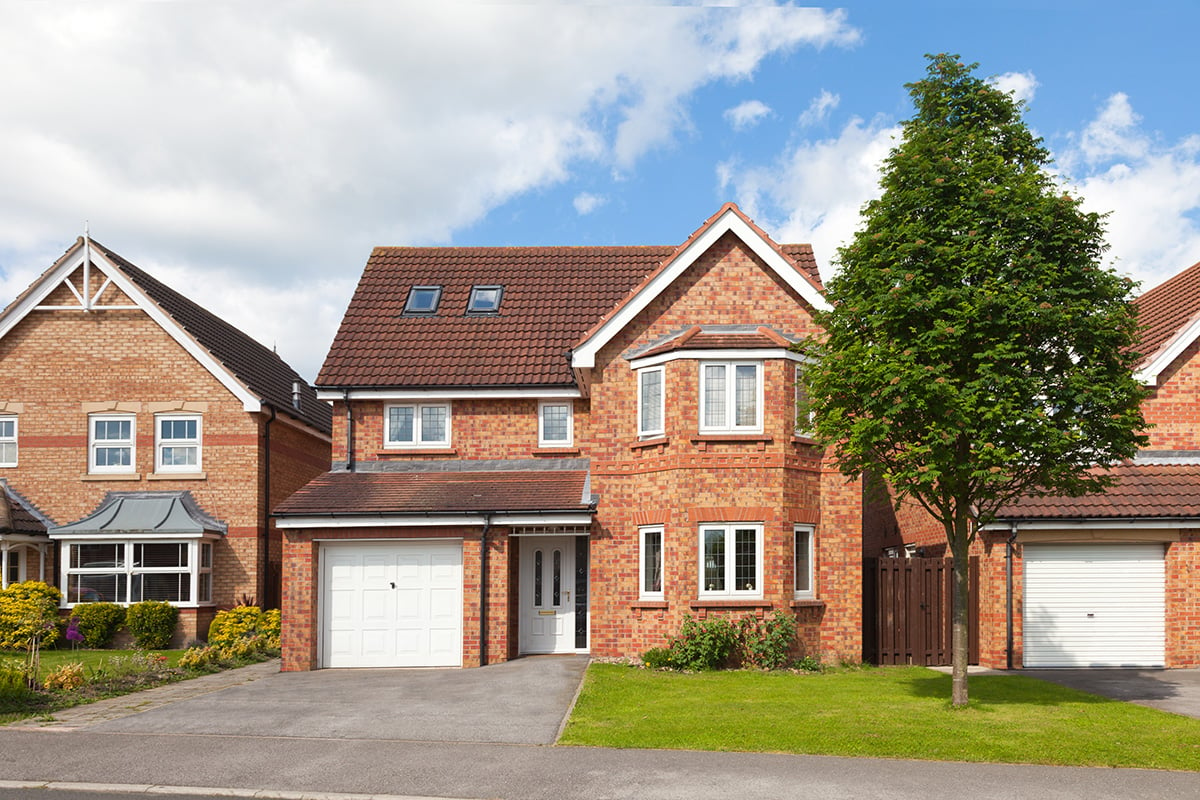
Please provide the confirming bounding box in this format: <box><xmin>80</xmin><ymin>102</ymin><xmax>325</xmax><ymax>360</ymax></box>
<box><xmin>71</xmin><ymin>603</ymin><xmax>126</xmax><ymax>649</ymax></box>
<box><xmin>0</xmin><ymin>659</ymin><xmax>34</xmax><ymax>705</ymax></box>
<box><xmin>209</xmin><ymin>605</ymin><xmax>281</xmax><ymax>650</ymax></box>
<box><xmin>795</xmin><ymin>654</ymin><xmax>823</xmax><ymax>673</ymax></box>
<box><xmin>124</xmin><ymin>601</ymin><xmax>178</xmax><ymax>650</ymax></box>
<box><xmin>641</xmin><ymin>647</ymin><xmax>673</xmax><ymax>670</ymax></box>
<box><xmin>0</xmin><ymin>581</ymin><xmax>62</xmax><ymax>650</ymax></box>
<box><xmin>43</xmin><ymin>662</ymin><xmax>86</xmax><ymax>691</ymax></box>
<box><xmin>738</xmin><ymin>611</ymin><xmax>797</xmax><ymax>670</ymax></box>
<box><xmin>666</xmin><ymin>614</ymin><xmax>739</xmax><ymax>671</ymax></box>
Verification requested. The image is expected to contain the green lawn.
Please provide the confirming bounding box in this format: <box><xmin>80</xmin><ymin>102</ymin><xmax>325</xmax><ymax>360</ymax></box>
<box><xmin>22</xmin><ymin>649</ymin><xmax>185</xmax><ymax>677</ymax></box>
<box><xmin>561</xmin><ymin>664</ymin><xmax>1200</xmax><ymax>771</ymax></box>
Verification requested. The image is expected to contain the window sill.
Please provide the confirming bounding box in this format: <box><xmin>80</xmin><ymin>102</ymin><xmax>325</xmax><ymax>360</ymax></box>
<box><xmin>81</xmin><ymin>472</ymin><xmax>142</xmax><ymax>481</ymax></box>
<box><xmin>376</xmin><ymin>448</ymin><xmax>458</xmax><ymax>457</ymax></box>
<box><xmin>630</xmin><ymin>600</ymin><xmax>668</xmax><ymax>609</ymax></box>
<box><xmin>533</xmin><ymin>447</ymin><xmax>581</xmax><ymax>456</ymax></box>
<box><xmin>791</xmin><ymin>599</ymin><xmax>825</xmax><ymax>609</ymax></box>
<box><xmin>791</xmin><ymin>434</ymin><xmax>819</xmax><ymax>446</ymax></box>
<box><xmin>689</xmin><ymin>598</ymin><xmax>772</xmax><ymax>609</ymax></box>
<box><xmin>690</xmin><ymin>435</ymin><xmax>772</xmax><ymax>451</ymax></box>
<box><xmin>148</xmin><ymin>471</ymin><xmax>207</xmax><ymax>481</ymax></box>
<box><xmin>630</xmin><ymin>436</ymin><xmax>669</xmax><ymax>451</ymax></box>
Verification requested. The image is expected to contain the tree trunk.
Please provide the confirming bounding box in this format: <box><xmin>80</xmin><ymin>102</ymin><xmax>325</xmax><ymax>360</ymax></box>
<box><xmin>949</xmin><ymin>505</ymin><xmax>972</xmax><ymax>707</ymax></box>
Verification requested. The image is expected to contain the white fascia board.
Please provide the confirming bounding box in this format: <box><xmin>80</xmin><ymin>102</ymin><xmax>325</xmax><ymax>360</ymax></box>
<box><xmin>49</xmin><ymin>531</ymin><xmax>216</xmax><ymax>542</ymax></box>
<box><xmin>316</xmin><ymin>387</ymin><xmax>582</xmax><ymax>401</ymax></box>
<box><xmin>982</xmin><ymin>519</ymin><xmax>1197</xmax><ymax>531</ymax></box>
<box><xmin>628</xmin><ymin>348</ymin><xmax>802</xmax><ymax>370</ymax></box>
<box><xmin>1136</xmin><ymin>320</ymin><xmax>1200</xmax><ymax>385</ymax></box>
<box><xmin>276</xmin><ymin>511</ymin><xmax>594</xmax><ymax>529</ymax></box>
<box><xmin>571</xmin><ymin>209</ymin><xmax>830</xmax><ymax>370</ymax></box>
<box><xmin>91</xmin><ymin>249</ymin><xmax>263</xmax><ymax>413</ymax></box>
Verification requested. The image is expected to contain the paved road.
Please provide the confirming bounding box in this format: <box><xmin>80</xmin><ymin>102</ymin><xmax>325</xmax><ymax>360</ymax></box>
<box><xmin>1</xmin><ymin>658</ymin><xmax>1197</xmax><ymax>799</ymax></box>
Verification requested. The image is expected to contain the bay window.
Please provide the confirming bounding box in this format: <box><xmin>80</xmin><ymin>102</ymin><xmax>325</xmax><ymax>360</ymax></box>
<box><xmin>794</xmin><ymin>525</ymin><xmax>814</xmax><ymax>599</ymax></box>
<box><xmin>639</xmin><ymin>526</ymin><xmax>664</xmax><ymax>600</ymax></box>
<box><xmin>63</xmin><ymin>539</ymin><xmax>215</xmax><ymax>606</ymax></box>
<box><xmin>638</xmin><ymin>367</ymin><xmax>664</xmax><ymax>438</ymax></box>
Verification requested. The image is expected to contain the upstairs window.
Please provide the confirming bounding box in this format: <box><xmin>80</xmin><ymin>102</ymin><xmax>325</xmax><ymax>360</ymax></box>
<box><xmin>89</xmin><ymin>414</ymin><xmax>135</xmax><ymax>473</ymax></box>
<box><xmin>0</xmin><ymin>416</ymin><xmax>16</xmax><ymax>467</ymax></box>
<box><xmin>538</xmin><ymin>401</ymin><xmax>573</xmax><ymax>448</ymax></box>
<box><xmin>404</xmin><ymin>286</ymin><xmax>442</xmax><ymax>314</ymax></box>
<box><xmin>156</xmin><ymin>414</ymin><xmax>202</xmax><ymax>473</ymax></box>
<box><xmin>467</xmin><ymin>285</ymin><xmax>503</xmax><ymax>314</ymax></box>
<box><xmin>700</xmin><ymin>361</ymin><xmax>762</xmax><ymax>433</ymax></box>
<box><xmin>795</xmin><ymin>364</ymin><xmax>815</xmax><ymax>437</ymax></box>
<box><xmin>637</xmin><ymin>367</ymin><xmax>664</xmax><ymax>438</ymax></box>
<box><xmin>385</xmin><ymin>403</ymin><xmax>451</xmax><ymax>448</ymax></box>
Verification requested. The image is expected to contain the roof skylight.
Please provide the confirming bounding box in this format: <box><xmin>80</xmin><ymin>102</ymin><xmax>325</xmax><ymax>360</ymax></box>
<box><xmin>404</xmin><ymin>286</ymin><xmax>442</xmax><ymax>314</ymax></box>
<box><xmin>467</xmin><ymin>285</ymin><xmax>503</xmax><ymax>314</ymax></box>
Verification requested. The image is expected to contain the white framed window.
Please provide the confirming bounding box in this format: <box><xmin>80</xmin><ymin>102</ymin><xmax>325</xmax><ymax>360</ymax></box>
<box><xmin>63</xmin><ymin>540</ymin><xmax>214</xmax><ymax>606</ymax></box>
<box><xmin>156</xmin><ymin>414</ymin><xmax>201</xmax><ymax>472</ymax></box>
<box><xmin>639</xmin><ymin>526</ymin><xmax>664</xmax><ymax>600</ymax></box>
<box><xmin>89</xmin><ymin>414</ymin><xmax>135</xmax><ymax>473</ymax></box>
<box><xmin>794</xmin><ymin>525</ymin><xmax>814</xmax><ymax>599</ymax></box>
<box><xmin>385</xmin><ymin>403</ymin><xmax>451</xmax><ymax>448</ymax></box>
<box><xmin>538</xmin><ymin>400</ymin><xmax>573</xmax><ymax>448</ymax></box>
<box><xmin>637</xmin><ymin>366</ymin><xmax>664</xmax><ymax>438</ymax></box>
<box><xmin>0</xmin><ymin>416</ymin><xmax>16</xmax><ymax>467</ymax></box>
<box><xmin>700</xmin><ymin>361</ymin><xmax>762</xmax><ymax>433</ymax></box>
<box><xmin>699</xmin><ymin>523</ymin><xmax>763</xmax><ymax>597</ymax></box>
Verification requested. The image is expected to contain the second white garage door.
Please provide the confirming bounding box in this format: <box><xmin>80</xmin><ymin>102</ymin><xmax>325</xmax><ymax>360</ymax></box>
<box><xmin>321</xmin><ymin>541</ymin><xmax>463</xmax><ymax>668</ymax></box>
<box><xmin>1024</xmin><ymin>542</ymin><xmax>1165</xmax><ymax>668</ymax></box>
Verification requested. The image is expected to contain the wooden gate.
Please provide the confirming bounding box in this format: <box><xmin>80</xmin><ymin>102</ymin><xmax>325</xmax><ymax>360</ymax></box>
<box><xmin>863</xmin><ymin>557</ymin><xmax>979</xmax><ymax>666</ymax></box>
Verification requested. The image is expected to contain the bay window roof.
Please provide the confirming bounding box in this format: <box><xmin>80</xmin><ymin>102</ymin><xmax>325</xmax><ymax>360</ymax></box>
<box><xmin>48</xmin><ymin>491</ymin><xmax>226</xmax><ymax>539</ymax></box>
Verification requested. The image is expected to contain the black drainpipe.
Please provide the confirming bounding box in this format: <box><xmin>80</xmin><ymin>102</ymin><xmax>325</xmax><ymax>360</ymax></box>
<box><xmin>1006</xmin><ymin>522</ymin><xmax>1018</xmax><ymax>670</ymax></box>
<box><xmin>343</xmin><ymin>389</ymin><xmax>355</xmax><ymax>472</ymax></box>
<box><xmin>480</xmin><ymin>514</ymin><xmax>491</xmax><ymax>666</ymax></box>
<box><xmin>262</xmin><ymin>405</ymin><xmax>276</xmax><ymax>608</ymax></box>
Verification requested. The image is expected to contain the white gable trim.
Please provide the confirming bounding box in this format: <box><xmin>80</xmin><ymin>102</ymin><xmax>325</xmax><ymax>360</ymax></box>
<box><xmin>0</xmin><ymin>243</ymin><xmax>262</xmax><ymax>413</ymax></box>
<box><xmin>1136</xmin><ymin>311</ymin><xmax>1200</xmax><ymax>385</ymax></box>
<box><xmin>570</xmin><ymin>208</ymin><xmax>830</xmax><ymax>370</ymax></box>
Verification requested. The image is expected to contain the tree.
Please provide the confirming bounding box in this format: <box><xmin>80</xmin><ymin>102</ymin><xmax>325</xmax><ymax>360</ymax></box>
<box><xmin>801</xmin><ymin>54</ymin><xmax>1148</xmax><ymax>706</ymax></box>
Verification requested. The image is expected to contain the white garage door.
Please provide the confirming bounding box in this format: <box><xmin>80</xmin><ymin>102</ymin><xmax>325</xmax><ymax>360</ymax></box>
<box><xmin>1024</xmin><ymin>543</ymin><xmax>1165</xmax><ymax>668</ymax></box>
<box><xmin>321</xmin><ymin>541</ymin><xmax>463</xmax><ymax>668</ymax></box>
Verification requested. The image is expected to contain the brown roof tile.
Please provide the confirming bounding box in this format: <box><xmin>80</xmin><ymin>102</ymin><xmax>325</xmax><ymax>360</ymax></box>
<box><xmin>997</xmin><ymin>462</ymin><xmax>1200</xmax><ymax>519</ymax></box>
<box><xmin>1134</xmin><ymin>259</ymin><xmax>1200</xmax><ymax>366</ymax></box>
<box><xmin>318</xmin><ymin>208</ymin><xmax>822</xmax><ymax>388</ymax></box>
<box><xmin>274</xmin><ymin>468</ymin><xmax>592</xmax><ymax>515</ymax></box>
<box><xmin>0</xmin><ymin>480</ymin><xmax>54</xmax><ymax>533</ymax></box>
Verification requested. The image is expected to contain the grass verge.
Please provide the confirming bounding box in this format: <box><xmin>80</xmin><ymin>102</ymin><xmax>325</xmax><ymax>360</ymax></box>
<box><xmin>560</xmin><ymin>664</ymin><xmax>1200</xmax><ymax>771</ymax></box>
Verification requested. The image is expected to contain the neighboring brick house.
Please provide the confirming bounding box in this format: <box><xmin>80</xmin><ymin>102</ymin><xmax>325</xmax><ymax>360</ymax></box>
<box><xmin>0</xmin><ymin>237</ymin><xmax>332</xmax><ymax>644</ymax></box>
<box><xmin>956</xmin><ymin>260</ymin><xmax>1200</xmax><ymax>670</ymax></box>
<box><xmin>275</xmin><ymin>203</ymin><xmax>867</xmax><ymax>670</ymax></box>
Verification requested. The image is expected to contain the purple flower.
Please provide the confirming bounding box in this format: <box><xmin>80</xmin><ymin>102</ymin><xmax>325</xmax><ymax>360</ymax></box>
<box><xmin>65</xmin><ymin>616</ymin><xmax>84</xmax><ymax>643</ymax></box>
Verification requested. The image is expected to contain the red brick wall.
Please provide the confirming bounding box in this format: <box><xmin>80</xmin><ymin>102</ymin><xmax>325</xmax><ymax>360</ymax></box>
<box><xmin>0</xmin><ymin>279</ymin><xmax>329</xmax><ymax>619</ymax></box>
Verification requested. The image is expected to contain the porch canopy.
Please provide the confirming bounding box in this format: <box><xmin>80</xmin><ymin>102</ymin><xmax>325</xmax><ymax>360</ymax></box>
<box><xmin>274</xmin><ymin>458</ymin><xmax>597</xmax><ymax>528</ymax></box>
<box><xmin>49</xmin><ymin>491</ymin><xmax>227</xmax><ymax>539</ymax></box>
<box><xmin>0</xmin><ymin>480</ymin><xmax>54</xmax><ymax>587</ymax></box>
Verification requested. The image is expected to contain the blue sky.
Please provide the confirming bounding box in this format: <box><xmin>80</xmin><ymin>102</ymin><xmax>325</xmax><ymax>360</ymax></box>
<box><xmin>1</xmin><ymin>2</ymin><xmax>1197</xmax><ymax>379</ymax></box>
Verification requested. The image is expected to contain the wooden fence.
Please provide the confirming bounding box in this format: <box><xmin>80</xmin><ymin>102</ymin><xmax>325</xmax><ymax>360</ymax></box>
<box><xmin>863</xmin><ymin>556</ymin><xmax>979</xmax><ymax>666</ymax></box>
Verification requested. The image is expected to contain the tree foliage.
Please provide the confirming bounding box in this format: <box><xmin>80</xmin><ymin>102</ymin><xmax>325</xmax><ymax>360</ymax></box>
<box><xmin>800</xmin><ymin>54</ymin><xmax>1148</xmax><ymax>704</ymax></box>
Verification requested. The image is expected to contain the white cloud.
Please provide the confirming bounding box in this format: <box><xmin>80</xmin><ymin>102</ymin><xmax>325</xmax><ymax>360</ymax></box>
<box><xmin>719</xmin><ymin>115</ymin><xmax>898</xmax><ymax>272</ymax></box>
<box><xmin>989</xmin><ymin>71</ymin><xmax>1039</xmax><ymax>106</ymax></box>
<box><xmin>798</xmin><ymin>90</ymin><xmax>840</xmax><ymax>128</ymax></box>
<box><xmin>1058</xmin><ymin>95</ymin><xmax>1200</xmax><ymax>290</ymax></box>
<box><xmin>724</xmin><ymin>100</ymin><xmax>772</xmax><ymax>131</ymax></box>
<box><xmin>573</xmin><ymin>192</ymin><xmax>607</xmax><ymax>215</ymax></box>
<box><xmin>0</xmin><ymin>3</ymin><xmax>860</xmax><ymax>378</ymax></box>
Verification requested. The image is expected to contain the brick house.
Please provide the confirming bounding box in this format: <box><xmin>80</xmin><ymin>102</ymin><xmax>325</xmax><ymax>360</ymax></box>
<box><xmin>276</xmin><ymin>203</ymin><xmax>869</xmax><ymax>670</ymax></box>
<box><xmin>935</xmin><ymin>260</ymin><xmax>1200</xmax><ymax>670</ymax></box>
<box><xmin>0</xmin><ymin>237</ymin><xmax>332</xmax><ymax>644</ymax></box>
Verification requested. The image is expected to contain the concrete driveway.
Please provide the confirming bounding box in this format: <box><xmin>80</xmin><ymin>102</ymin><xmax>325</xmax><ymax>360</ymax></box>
<box><xmin>81</xmin><ymin>654</ymin><xmax>590</xmax><ymax>744</ymax></box>
<box><xmin>1021</xmin><ymin>668</ymin><xmax>1200</xmax><ymax>718</ymax></box>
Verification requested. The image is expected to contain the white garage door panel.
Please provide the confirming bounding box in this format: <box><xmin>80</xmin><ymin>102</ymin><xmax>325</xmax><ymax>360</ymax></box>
<box><xmin>1024</xmin><ymin>543</ymin><xmax>1164</xmax><ymax>668</ymax></box>
<box><xmin>321</xmin><ymin>541</ymin><xmax>463</xmax><ymax>668</ymax></box>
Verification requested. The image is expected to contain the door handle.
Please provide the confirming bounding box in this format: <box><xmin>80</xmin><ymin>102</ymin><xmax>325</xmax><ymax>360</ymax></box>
<box><xmin>564</xmin><ymin>590</ymin><xmax>570</xmax><ymax>602</ymax></box>
<box><xmin>390</xmin><ymin>582</ymin><xmax>396</xmax><ymax>589</ymax></box>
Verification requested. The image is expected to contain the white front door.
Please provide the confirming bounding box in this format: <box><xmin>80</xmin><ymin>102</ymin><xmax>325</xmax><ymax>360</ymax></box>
<box><xmin>520</xmin><ymin>536</ymin><xmax>578</xmax><ymax>654</ymax></box>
